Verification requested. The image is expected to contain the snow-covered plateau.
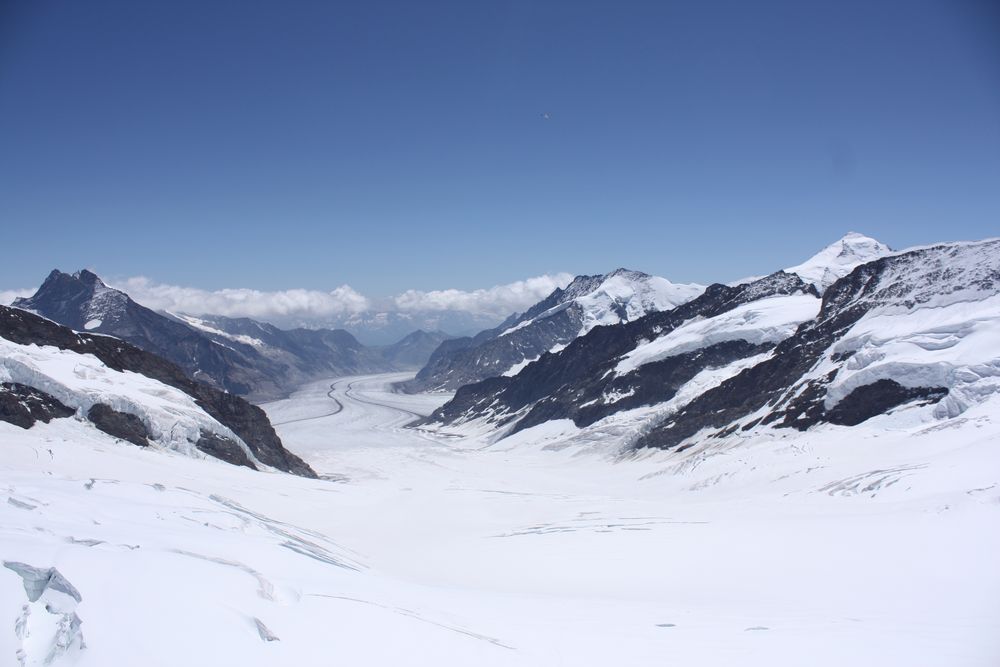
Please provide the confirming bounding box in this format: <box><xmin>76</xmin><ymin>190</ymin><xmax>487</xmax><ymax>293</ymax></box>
<box><xmin>3</xmin><ymin>371</ymin><xmax>999</xmax><ymax>666</ymax></box>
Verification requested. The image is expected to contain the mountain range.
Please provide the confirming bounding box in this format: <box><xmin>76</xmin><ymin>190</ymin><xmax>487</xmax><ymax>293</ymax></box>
<box><xmin>403</xmin><ymin>269</ymin><xmax>703</xmax><ymax>392</ymax></box>
<box><xmin>13</xmin><ymin>270</ymin><xmax>450</xmax><ymax>401</ymax></box>
<box><xmin>417</xmin><ymin>234</ymin><xmax>1000</xmax><ymax>455</ymax></box>
<box><xmin>3</xmin><ymin>232</ymin><xmax>997</xmax><ymax>478</ymax></box>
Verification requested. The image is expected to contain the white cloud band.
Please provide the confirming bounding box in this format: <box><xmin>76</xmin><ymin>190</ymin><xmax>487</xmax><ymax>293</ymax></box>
<box><xmin>70</xmin><ymin>273</ymin><xmax>577</xmax><ymax>323</ymax></box>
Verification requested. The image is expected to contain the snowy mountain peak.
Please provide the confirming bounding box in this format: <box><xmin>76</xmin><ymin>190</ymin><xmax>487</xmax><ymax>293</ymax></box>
<box><xmin>509</xmin><ymin>268</ymin><xmax>703</xmax><ymax>337</ymax></box>
<box><xmin>574</xmin><ymin>269</ymin><xmax>704</xmax><ymax>334</ymax></box>
<box><xmin>408</xmin><ymin>268</ymin><xmax>705</xmax><ymax>391</ymax></box>
<box><xmin>786</xmin><ymin>233</ymin><xmax>892</xmax><ymax>292</ymax></box>
<box><xmin>607</xmin><ymin>267</ymin><xmax>652</xmax><ymax>280</ymax></box>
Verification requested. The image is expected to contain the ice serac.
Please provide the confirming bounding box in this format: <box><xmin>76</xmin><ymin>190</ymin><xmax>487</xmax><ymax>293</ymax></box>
<box><xmin>4</xmin><ymin>561</ymin><xmax>85</xmax><ymax>666</ymax></box>
<box><xmin>403</xmin><ymin>268</ymin><xmax>704</xmax><ymax>392</ymax></box>
<box><xmin>785</xmin><ymin>232</ymin><xmax>891</xmax><ymax>292</ymax></box>
<box><xmin>0</xmin><ymin>305</ymin><xmax>316</xmax><ymax>477</ymax></box>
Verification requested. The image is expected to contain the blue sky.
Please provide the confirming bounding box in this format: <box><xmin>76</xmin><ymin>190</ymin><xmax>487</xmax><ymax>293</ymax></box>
<box><xmin>1</xmin><ymin>0</ymin><xmax>998</xmax><ymax>298</ymax></box>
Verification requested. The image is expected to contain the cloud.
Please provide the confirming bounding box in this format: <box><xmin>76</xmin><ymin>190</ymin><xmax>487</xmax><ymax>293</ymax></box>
<box><xmin>0</xmin><ymin>288</ymin><xmax>33</xmax><ymax>306</ymax></box>
<box><xmin>108</xmin><ymin>276</ymin><xmax>372</xmax><ymax>319</ymax></box>
<box><xmin>93</xmin><ymin>273</ymin><xmax>574</xmax><ymax>323</ymax></box>
<box><xmin>392</xmin><ymin>273</ymin><xmax>574</xmax><ymax>318</ymax></box>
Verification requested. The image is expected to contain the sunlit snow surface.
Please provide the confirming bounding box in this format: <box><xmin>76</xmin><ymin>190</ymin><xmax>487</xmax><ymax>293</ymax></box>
<box><xmin>2</xmin><ymin>372</ymin><xmax>999</xmax><ymax>666</ymax></box>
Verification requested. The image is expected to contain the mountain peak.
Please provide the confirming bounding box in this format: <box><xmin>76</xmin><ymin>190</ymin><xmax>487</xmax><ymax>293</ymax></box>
<box><xmin>15</xmin><ymin>268</ymin><xmax>129</xmax><ymax>331</ymax></box>
<box><xmin>71</xmin><ymin>269</ymin><xmax>105</xmax><ymax>286</ymax></box>
<box><xmin>786</xmin><ymin>233</ymin><xmax>892</xmax><ymax>292</ymax></box>
<box><xmin>605</xmin><ymin>267</ymin><xmax>651</xmax><ymax>280</ymax></box>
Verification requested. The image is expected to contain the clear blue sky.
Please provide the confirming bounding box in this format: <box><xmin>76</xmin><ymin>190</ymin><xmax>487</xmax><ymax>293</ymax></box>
<box><xmin>1</xmin><ymin>0</ymin><xmax>998</xmax><ymax>294</ymax></box>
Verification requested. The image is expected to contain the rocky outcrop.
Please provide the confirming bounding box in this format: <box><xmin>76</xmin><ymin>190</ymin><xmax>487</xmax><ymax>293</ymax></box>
<box><xmin>87</xmin><ymin>404</ymin><xmax>151</xmax><ymax>447</ymax></box>
<box><xmin>0</xmin><ymin>382</ymin><xmax>75</xmax><ymax>429</ymax></box>
<box><xmin>195</xmin><ymin>431</ymin><xmax>257</xmax><ymax>469</ymax></box>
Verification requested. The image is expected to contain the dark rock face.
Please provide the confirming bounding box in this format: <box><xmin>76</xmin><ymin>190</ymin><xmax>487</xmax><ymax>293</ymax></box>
<box><xmin>0</xmin><ymin>305</ymin><xmax>316</xmax><ymax>477</ymax></box>
<box><xmin>195</xmin><ymin>431</ymin><xmax>257</xmax><ymax>469</ymax></box>
<box><xmin>514</xmin><ymin>339</ymin><xmax>775</xmax><ymax>435</ymax></box>
<box><xmin>0</xmin><ymin>383</ymin><xmax>75</xmax><ymax>429</ymax></box>
<box><xmin>424</xmin><ymin>271</ymin><xmax>815</xmax><ymax>429</ymax></box>
<box><xmin>824</xmin><ymin>380</ymin><xmax>948</xmax><ymax>426</ymax></box>
<box><xmin>87</xmin><ymin>404</ymin><xmax>151</xmax><ymax>447</ymax></box>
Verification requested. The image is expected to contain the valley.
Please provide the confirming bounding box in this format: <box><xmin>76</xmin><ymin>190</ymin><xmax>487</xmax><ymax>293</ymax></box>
<box><xmin>3</xmin><ymin>234</ymin><xmax>1000</xmax><ymax>666</ymax></box>
<box><xmin>6</xmin><ymin>371</ymin><xmax>996</xmax><ymax>665</ymax></box>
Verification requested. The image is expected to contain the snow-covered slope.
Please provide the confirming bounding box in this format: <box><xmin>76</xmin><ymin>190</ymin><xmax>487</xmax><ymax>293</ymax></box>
<box><xmin>13</xmin><ymin>270</ymin><xmax>290</xmax><ymax>399</ymax></box>
<box><xmin>614</xmin><ymin>294</ymin><xmax>820</xmax><ymax>376</ymax></box>
<box><xmin>785</xmin><ymin>232</ymin><xmax>891</xmax><ymax>292</ymax></box>
<box><xmin>0</xmin><ymin>335</ymin><xmax>256</xmax><ymax>461</ymax></box>
<box><xmin>4</xmin><ymin>372</ymin><xmax>997</xmax><ymax>666</ymax></box>
<box><xmin>502</xmin><ymin>269</ymin><xmax>704</xmax><ymax>338</ymax></box>
<box><xmin>0</xmin><ymin>305</ymin><xmax>315</xmax><ymax>477</ymax></box>
<box><xmin>405</xmin><ymin>269</ymin><xmax>704</xmax><ymax>392</ymax></box>
<box><xmin>422</xmin><ymin>236</ymin><xmax>1000</xmax><ymax>458</ymax></box>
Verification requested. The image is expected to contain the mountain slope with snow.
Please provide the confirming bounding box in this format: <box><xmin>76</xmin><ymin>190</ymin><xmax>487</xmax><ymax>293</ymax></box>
<box><xmin>785</xmin><ymin>232</ymin><xmax>892</xmax><ymax>292</ymax></box>
<box><xmin>404</xmin><ymin>269</ymin><xmax>704</xmax><ymax>392</ymax></box>
<box><xmin>14</xmin><ymin>270</ymin><xmax>290</xmax><ymax>399</ymax></box>
<box><xmin>0</xmin><ymin>305</ymin><xmax>315</xmax><ymax>477</ymax></box>
<box><xmin>2</xmin><ymin>234</ymin><xmax>999</xmax><ymax>666</ymax></box>
<box><xmin>3</xmin><ymin>372</ymin><xmax>997</xmax><ymax>666</ymax></box>
<box><xmin>14</xmin><ymin>271</ymin><xmax>440</xmax><ymax>401</ymax></box>
<box><xmin>421</xmin><ymin>236</ymin><xmax>1000</xmax><ymax>458</ymax></box>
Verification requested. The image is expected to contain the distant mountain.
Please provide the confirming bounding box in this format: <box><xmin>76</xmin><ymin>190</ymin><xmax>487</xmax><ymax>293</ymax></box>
<box><xmin>319</xmin><ymin>310</ymin><xmax>492</xmax><ymax>346</ymax></box>
<box><xmin>0</xmin><ymin>305</ymin><xmax>315</xmax><ymax>477</ymax></box>
<box><xmin>784</xmin><ymin>231</ymin><xmax>892</xmax><ymax>291</ymax></box>
<box><xmin>377</xmin><ymin>329</ymin><xmax>454</xmax><ymax>369</ymax></box>
<box><xmin>14</xmin><ymin>270</ymin><xmax>290</xmax><ymax>399</ymax></box>
<box><xmin>14</xmin><ymin>270</ymin><xmax>443</xmax><ymax>401</ymax></box>
<box><xmin>403</xmin><ymin>268</ymin><xmax>704</xmax><ymax>392</ymax></box>
<box><xmin>419</xmin><ymin>235</ymin><xmax>1000</xmax><ymax>454</ymax></box>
